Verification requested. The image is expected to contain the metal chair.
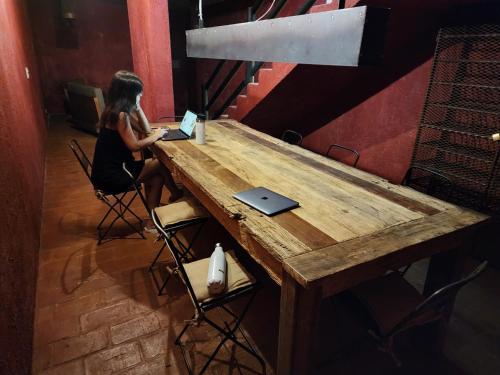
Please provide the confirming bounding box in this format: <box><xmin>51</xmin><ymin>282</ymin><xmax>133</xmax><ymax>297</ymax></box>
<box><xmin>69</xmin><ymin>139</ymin><xmax>145</xmax><ymax>245</ymax></box>
<box><xmin>123</xmin><ymin>163</ymin><xmax>209</xmax><ymax>296</ymax></box>
<box><xmin>325</xmin><ymin>144</ymin><xmax>360</xmax><ymax>167</ymax></box>
<box><xmin>281</xmin><ymin>129</ymin><xmax>303</xmax><ymax>145</ymax></box>
<box><xmin>350</xmin><ymin>261</ymin><xmax>488</xmax><ymax>366</ymax></box>
<box><xmin>399</xmin><ymin>166</ymin><xmax>454</xmax><ymax>275</ymax></box>
<box><xmin>152</xmin><ymin>210</ymin><xmax>264</xmax><ymax>375</ymax></box>
<box><xmin>403</xmin><ymin>165</ymin><xmax>452</xmax><ymax>197</ymax></box>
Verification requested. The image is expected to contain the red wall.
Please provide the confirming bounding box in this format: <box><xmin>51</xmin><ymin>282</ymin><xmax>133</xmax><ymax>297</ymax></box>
<box><xmin>28</xmin><ymin>0</ymin><xmax>133</xmax><ymax>113</ymax></box>
<box><xmin>0</xmin><ymin>1</ymin><xmax>47</xmax><ymax>373</ymax></box>
<box><xmin>127</xmin><ymin>0</ymin><xmax>175</xmax><ymax>121</ymax></box>
<box><xmin>193</xmin><ymin>0</ymin><xmax>498</xmax><ymax>183</ymax></box>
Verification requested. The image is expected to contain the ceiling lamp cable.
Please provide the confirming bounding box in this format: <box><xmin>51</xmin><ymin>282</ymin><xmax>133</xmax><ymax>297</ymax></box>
<box><xmin>256</xmin><ymin>0</ymin><xmax>276</xmax><ymax>21</ymax></box>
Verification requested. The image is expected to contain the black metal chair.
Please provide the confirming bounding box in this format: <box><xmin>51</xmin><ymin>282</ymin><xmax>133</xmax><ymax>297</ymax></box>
<box><xmin>403</xmin><ymin>165</ymin><xmax>452</xmax><ymax>197</ymax></box>
<box><xmin>281</xmin><ymin>129</ymin><xmax>303</xmax><ymax>145</ymax></box>
<box><xmin>69</xmin><ymin>139</ymin><xmax>145</xmax><ymax>245</ymax></box>
<box><xmin>152</xmin><ymin>210</ymin><xmax>264</xmax><ymax>375</ymax></box>
<box><xmin>123</xmin><ymin>163</ymin><xmax>209</xmax><ymax>296</ymax></box>
<box><xmin>399</xmin><ymin>165</ymin><xmax>453</xmax><ymax>275</ymax></box>
<box><xmin>350</xmin><ymin>261</ymin><xmax>488</xmax><ymax>366</ymax></box>
<box><xmin>325</xmin><ymin>144</ymin><xmax>360</xmax><ymax>167</ymax></box>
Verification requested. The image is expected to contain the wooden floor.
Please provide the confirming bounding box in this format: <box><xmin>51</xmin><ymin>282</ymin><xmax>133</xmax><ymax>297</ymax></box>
<box><xmin>32</xmin><ymin>120</ymin><xmax>500</xmax><ymax>375</ymax></box>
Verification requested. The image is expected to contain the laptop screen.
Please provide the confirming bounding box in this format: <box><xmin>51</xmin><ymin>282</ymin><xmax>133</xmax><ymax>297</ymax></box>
<box><xmin>179</xmin><ymin>110</ymin><xmax>197</xmax><ymax>136</ymax></box>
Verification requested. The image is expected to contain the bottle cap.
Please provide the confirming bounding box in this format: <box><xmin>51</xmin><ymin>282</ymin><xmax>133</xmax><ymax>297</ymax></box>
<box><xmin>492</xmin><ymin>133</ymin><xmax>500</xmax><ymax>142</ymax></box>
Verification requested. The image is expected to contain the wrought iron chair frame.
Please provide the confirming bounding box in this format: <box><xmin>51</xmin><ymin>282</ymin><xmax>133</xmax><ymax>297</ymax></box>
<box><xmin>152</xmin><ymin>210</ymin><xmax>265</xmax><ymax>375</ymax></box>
<box><xmin>69</xmin><ymin>139</ymin><xmax>145</xmax><ymax>245</ymax></box>
<box><xmin>123</xmin><ymin>162</ymin><xmax>207</xmax><ymax>296</ymax></box>
<box><xmin>326</xmin><ymin>143</ymin><xmax>361</xmax><ymax>167</ymax></box>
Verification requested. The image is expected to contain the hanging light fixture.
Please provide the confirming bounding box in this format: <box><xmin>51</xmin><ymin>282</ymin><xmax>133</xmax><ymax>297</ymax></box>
<box><xmin>186</xmin><ymin>6</ymin><xmax>389</xmax><ymax>67</ymax></box>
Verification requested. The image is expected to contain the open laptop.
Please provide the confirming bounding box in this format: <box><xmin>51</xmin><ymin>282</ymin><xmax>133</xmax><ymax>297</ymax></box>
<box><xmin>233</xmin><ymin>187</ymin><xmax>299</xmax><ymax>216</ymax></box>
<box><xmin>161</xmin><ymin>110</ymin><xmax>197</xmax><ymax>141</ymax></box>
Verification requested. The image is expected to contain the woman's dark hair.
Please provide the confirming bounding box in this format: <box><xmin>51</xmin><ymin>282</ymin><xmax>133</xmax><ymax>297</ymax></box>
<box><xmin>99</xmin><ymin>70</ymin><xmax>143</xmax><ymax>128</ymax></box>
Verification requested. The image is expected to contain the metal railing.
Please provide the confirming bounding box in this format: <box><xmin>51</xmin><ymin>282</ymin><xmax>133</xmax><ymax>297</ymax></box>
<box><xmin>201</xmin><ymin>0</ymin><xmax>343</xmax><ymax>119</ymax></box>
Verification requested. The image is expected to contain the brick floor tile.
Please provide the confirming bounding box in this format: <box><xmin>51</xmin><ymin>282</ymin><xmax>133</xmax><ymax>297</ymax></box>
<box><xmin>84</xmin><ymin>342</ymin><xmax>142</xmax><ymax>375</ymax></box>
<box><xmin>51</xmin><ymin>328</ymin><xmax>108</xmax><ymax>365</ymax></box>
<box><xmin>32</xmin><ymin>345</ymin><xmax>53</xmax><ymax>373</ymax></box>
<box><xmin>110</xmin><ymin>313</ymin><xmax>160</xmax><ymax>345</ymax></box>
<box><xmin>118</xmin><ymin>357</ymin><xmax>181</xmax><ymax>375</ymax></box>
<box><xmin>53</xmin><ymin>292</ymin><xmax>105</xmax><ymax>319</ymax></box>
<box><xmin>80</xmin><ymin>300</ymin><xmax>131</xmax><ymax>332</ymax></box>
<box><xmin>139</xmin><ymin>330</ymin><xmax>171</xmax><ymax>359</ymax></box>
<box><xmin>34</xmin><ymin>315</ymin><xmax>80</xmax><ymax>347</ymax></box>
<box><xmin>39</xmin><ymin>359</ymin><xmax>85</xmax><ymax>375</ymax></box>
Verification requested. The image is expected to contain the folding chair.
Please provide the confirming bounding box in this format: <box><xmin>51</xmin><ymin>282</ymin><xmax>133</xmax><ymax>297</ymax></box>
<box><xmin>69</xmin><ymin>139</ymin><xmax>145</xmax><ymax>245</ymax></box>
<box><xmin>152</xmin><ymin>211</ymin><xmax>265</xmax><ymax>375</ymax></box>
<box><xmin>326</xmin><ymin>143</ymin><xmax>360</xmax><ymax>167</ymax></box>
<box><xmin>350</xmin><ymin>261</ymin><xmax>488</xmax><ymax>366</ymax></box>
<box><xmin>123</xmin><ymin>163</ymin><xmax>209</xmax><ymax>296</ymax></box>
<box><xmin>281</xmin><ymin>129</ymin><xmax>303</xmax><ymax>145</ymax></box>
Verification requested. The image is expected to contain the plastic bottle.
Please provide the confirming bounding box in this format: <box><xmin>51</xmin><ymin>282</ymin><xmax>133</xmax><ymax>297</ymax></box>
<box><xmin>207</xmin><ymin>243</ymin><xmax>226</xmax><ymax>294</ymax></box>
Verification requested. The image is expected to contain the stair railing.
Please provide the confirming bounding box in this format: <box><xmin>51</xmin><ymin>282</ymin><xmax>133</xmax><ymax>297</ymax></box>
<box><xmin>201</xmin><ymin>0</ymin><xmax>340</xmax><ymax>119</ymax></box>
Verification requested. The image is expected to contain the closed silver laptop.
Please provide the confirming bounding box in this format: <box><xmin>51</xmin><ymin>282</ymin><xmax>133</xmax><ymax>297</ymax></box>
<box><xmin>233</xmin><ymin>187</ymin><xmax>299</xmax><ymax>216</ymax></box>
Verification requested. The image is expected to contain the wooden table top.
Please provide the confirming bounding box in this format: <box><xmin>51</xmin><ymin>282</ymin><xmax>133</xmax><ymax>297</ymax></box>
<box><xmin>153</xmin><ymin>120</ymin><xmax>489</xmax><ymax>291</ymax></box>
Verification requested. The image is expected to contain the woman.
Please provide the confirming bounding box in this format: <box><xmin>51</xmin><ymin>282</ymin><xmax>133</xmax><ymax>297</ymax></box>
<box><xmin>91</xmin><ymin>71</ymin><xmax>182</xmax><ymax>225</ymax></box>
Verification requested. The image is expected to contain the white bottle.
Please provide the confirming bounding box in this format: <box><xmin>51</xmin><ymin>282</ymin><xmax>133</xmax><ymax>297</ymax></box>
<box><xmin>196</xmin><ymin>118</ymin><xmax>206</xmax><ymax>144</ymax></box>
<box><xmin>207</xmin><ymin>243</ymin><xmax>226</xmax><ymax>294</ymax></box>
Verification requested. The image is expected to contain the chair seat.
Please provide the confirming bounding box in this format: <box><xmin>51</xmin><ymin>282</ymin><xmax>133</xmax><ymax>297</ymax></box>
<box><xmin>154</xmin><ymin>197</ymin><xmax>208</xmax><ymax>228</ymax></box>
<box><xmin>184</xmin><ymin>250</ymin><xmax>256</xmax><ymax>303</ymax></box>
<box><xmin>351</xmin><ymin>272</ymin><xmax>425</xmax><ymax>336</ymax></box>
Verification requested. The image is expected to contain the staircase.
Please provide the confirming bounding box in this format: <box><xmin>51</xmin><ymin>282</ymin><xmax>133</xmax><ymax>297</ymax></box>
<box><xmin>224</xmin><ymin>1</ymin><xmax>339</xmax><ymax>120</ymax></box>
<box><xmin>203</xmin><ymin>0</ymin><xmax>342</xmax><ymax>121</ymax></box>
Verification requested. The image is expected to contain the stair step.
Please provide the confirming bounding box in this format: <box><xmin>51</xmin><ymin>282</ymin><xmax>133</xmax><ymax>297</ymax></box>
<box><xmin>228</xmin><ymin>105</ymin><xmax>237</xmax><ymax>109</ymax></box>
<box><xmin>219</xmin><ymin>114</ymin><xmax>229</xmax><ymax>119</ymax></box>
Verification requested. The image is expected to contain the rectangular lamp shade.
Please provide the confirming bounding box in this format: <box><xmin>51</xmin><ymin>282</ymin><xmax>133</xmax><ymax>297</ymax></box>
<box><xmin>186</xmin><ymin>6</ymin><xmax>389</xmax><ymax>66</ymax></box>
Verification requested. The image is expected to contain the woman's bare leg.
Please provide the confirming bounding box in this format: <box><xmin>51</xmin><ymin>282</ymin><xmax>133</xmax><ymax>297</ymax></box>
<box><xmin>137</xmin><ymin>159</ymin><xmax>182</xmax><ymax>208</ymax></box>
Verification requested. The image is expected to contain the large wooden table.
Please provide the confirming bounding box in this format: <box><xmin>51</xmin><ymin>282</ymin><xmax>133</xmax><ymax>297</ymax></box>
<box><xmin>153</xmin><ymin>120</ymin><xmax>488</xmax><ymax>374</ymax></box>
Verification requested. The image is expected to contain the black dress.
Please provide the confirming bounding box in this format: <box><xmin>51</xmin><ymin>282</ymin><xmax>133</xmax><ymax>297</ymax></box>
<box><xmin>91</xmin><ymin>126</ymin><xmax>144</xmax><ymax>193</ymax></box>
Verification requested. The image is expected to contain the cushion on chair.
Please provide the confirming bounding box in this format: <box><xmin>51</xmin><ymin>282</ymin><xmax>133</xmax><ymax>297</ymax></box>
<box><xmin>183</xmin><ymin>250</ymin><xmax>256</xmax><ymax>303</ymax></box>
<box><xmin>154</xmin><ymin>197</ymin><xmax>208</xmax><ymax>227</ymax></box>
<box><xmin>351</xmin><ymin>272</ymin><xmax>426</xmax><ymax>336</ymax></box>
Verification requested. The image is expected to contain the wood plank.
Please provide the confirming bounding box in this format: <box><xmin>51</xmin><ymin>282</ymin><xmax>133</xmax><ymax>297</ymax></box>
<box><xmin>218</xmin><ymin>121</ymin><xmax>443</xmax><ymax>215</ymax></box>
<box><xmin>194</xmin><ymin>122</ymin><xmax>428</xmax><ymax>243</ymax></box>
<box><xmin>155</xmin><ymin>137</ymin><xmax>338</xmax><ymax>252</ymax></box>
<box><xmin>284</xmin><ymin>208</ymin><xmax>489</xmax><ymax>291</ymax></box>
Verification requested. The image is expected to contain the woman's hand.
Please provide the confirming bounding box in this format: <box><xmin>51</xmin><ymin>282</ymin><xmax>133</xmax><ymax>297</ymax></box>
<box><xmin>152</xmin><ymin>128</ymin><xmax>168</xmax><ymax>141</ymax></box>
<box><xmin>135</xmin><ymin>93</ymin><xmax>142</xmax><ymax>110</ymax></box>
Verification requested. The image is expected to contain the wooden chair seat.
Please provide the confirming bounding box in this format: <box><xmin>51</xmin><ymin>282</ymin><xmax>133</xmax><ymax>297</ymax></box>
<box><xmin>184</xmin><ymin>250</ymin><xmax>256</xmax><ymax>303</ymax></box>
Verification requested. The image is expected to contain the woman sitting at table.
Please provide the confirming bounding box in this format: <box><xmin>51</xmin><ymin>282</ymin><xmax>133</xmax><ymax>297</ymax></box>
<box><xmin>91</xmin><ymin>71</ymin><xmax>182</xmax><ymax>225</ymax></box>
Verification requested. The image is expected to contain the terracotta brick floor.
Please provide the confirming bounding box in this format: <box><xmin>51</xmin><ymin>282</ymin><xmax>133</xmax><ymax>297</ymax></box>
<box><xmin>33</xmin><ymin>120</ymin><xmax>500</xmax><ymax>375</ymax></box>
<box><xmin>32</xmin><ymin>121</ymin><xmax>273</xmax><ymax>374</ymax></box>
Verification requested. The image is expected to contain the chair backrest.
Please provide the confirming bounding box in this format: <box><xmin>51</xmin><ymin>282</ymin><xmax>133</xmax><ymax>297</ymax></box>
<box><xmin>403</xmin><ymin>165</ymin><xmax>452</xmax><ymax>196</ymax></box>
<box><xmin>281</xmin><ymin>130</ymin><xmax>303</xmax><ymax>146</ymax></box>
<box><xmin>69</xmin><ymin>139</ymin><xmax>93</xmax><ymax>183</ymax></box>
<box><xmin>326</xmin><ymin>144</ymin><xmax>360</xmax><ymax>167</ymax></box>
<box><xmin>151</xmin><ymin>208</ymin><xmax>204</xmax><ymax>315</ymax></box>
<box><xmin>389</xmin><ymin>260</ymin><xmax>488</xmax><ymax>337</ymax></box>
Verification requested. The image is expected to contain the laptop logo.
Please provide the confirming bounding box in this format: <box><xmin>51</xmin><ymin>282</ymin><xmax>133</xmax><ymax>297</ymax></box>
<box><xmin>261</xmin><ymin>196</ymin><xmax>269</xmax><ymax>200</ymax></box>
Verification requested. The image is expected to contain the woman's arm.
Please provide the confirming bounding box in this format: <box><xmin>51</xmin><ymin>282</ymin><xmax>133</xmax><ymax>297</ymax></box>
<box><xmin>117</xmin><ymin>112</ymin><xmax>164</xmax><ymax>152</ymax></box>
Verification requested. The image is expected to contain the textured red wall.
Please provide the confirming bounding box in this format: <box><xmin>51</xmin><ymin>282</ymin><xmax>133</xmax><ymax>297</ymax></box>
<box><xmin>242</xmin><ymin>0</ymin><xmax>497</xmax><ymax>183</ymax></box>
<box><xmin>28</xmin><ymin>0</ymin><xmax>133</xmax><ymax>113</ymax></box>
<box><xmin>127</xmin><ymin>0</ymin><xmax>175</xmax><ymax>121</ymax></box>
<box><xmin>0</xmin><ymin>1</ymin><xmax>47</xmax><ymax>373</ymax></box>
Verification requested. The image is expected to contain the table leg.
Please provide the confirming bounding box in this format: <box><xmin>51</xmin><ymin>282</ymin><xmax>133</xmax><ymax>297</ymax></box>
<box><xmin>277</xmin><ymin>271</ymin><xmax>322</xmax><ymax>375</ymax></box>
